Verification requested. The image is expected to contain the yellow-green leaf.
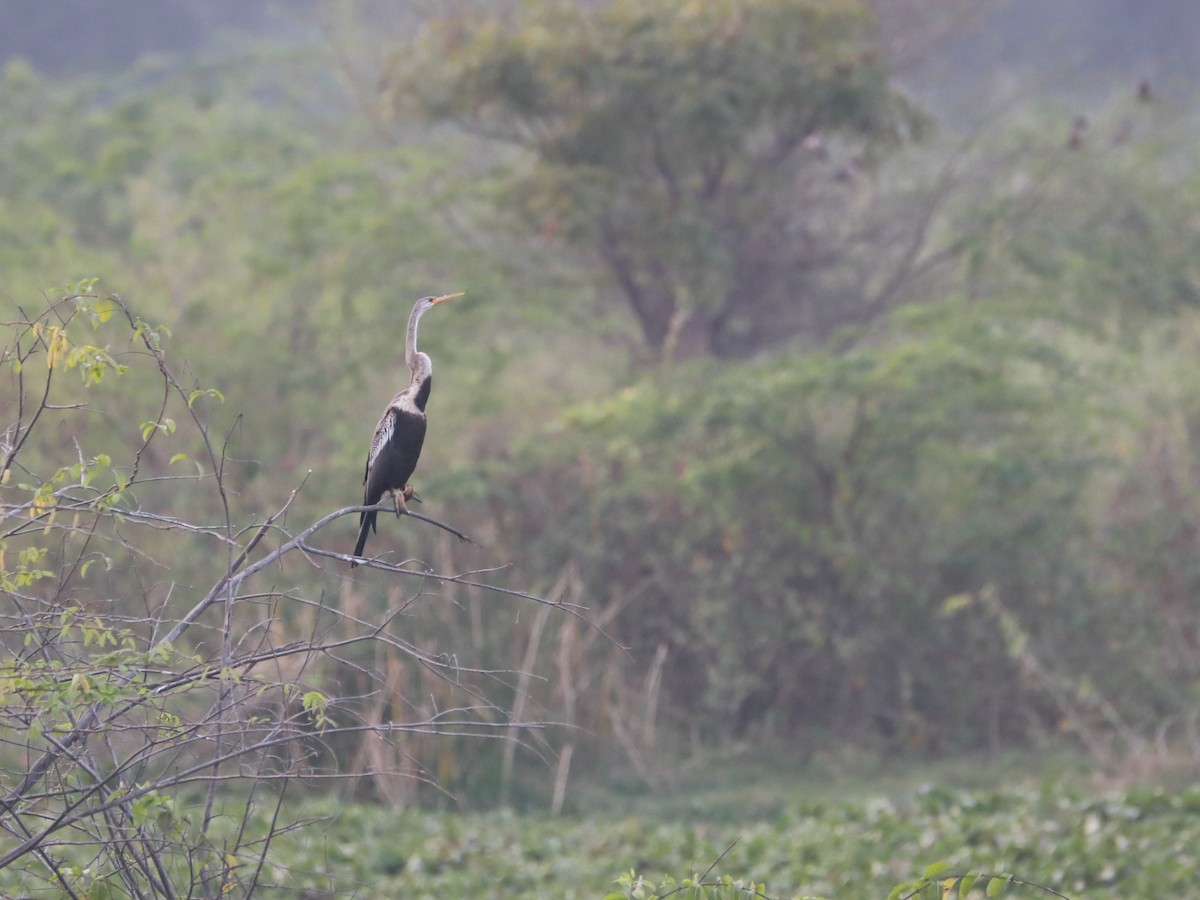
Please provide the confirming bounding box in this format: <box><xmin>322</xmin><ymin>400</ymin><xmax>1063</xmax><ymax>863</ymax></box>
<box><xmin>188</xmin><ymin>388</ymin><xmax>225</xmax><ymax>407</ymax></box>
<box><xmin>46</xmin><ymin>326</ymin><xmax>70</xmax><ymax>368</ymax></box>
<box><xmin>95</xmin><ymin>295</ymin><xmax>116</xmax><ymax>322</ymax></box>
<box><xmin>923</xmin><ymin>861</ymin><xmax>954</xmax><ymax>880</ymax></box>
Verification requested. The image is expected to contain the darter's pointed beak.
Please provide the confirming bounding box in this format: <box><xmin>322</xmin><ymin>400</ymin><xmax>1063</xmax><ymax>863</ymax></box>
<box><xmin>430</xmin><ymin>292</ymin><xmax>464</xmax><ymax>305</ymax></box>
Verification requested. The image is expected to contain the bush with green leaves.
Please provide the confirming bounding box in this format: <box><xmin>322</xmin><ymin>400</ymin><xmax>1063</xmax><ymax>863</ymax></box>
<box><xmin>446</xmin><ymin>296</ymin><xmax>1090</xmax><ymax>747</ymax></box>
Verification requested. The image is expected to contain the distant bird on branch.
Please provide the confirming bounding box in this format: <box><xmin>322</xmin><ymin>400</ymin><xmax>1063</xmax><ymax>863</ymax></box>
<box><xmin>351</xmin><ymin>292</ymin><xmax>462</xmax><ymax>567</ymax></box>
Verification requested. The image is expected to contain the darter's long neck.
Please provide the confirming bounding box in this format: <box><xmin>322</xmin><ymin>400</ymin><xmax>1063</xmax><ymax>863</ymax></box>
<box><xmin>405</xmin><ymin>302</ymin><xmax>426</xmax><ymax>376</ymax></box>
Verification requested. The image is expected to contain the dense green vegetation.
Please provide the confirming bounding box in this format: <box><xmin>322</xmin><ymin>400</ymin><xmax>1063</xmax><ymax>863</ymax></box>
<box><xmin>6</xmin><ymin>759</ymin><xmax>1199</xmax><ymax>899</ymax></box>
<box><xmin>4</xmin><ymin>1</ymin><xmax>1200</xmax><ymax>896</ymax></box>
<box><xmin>257</xmin><ymin>779</ymin><xmax>1200</xmax><ymax>898</ymax></box>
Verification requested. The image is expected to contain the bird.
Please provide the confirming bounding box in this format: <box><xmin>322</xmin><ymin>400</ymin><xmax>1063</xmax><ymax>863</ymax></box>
<box><xmin>1066</xmin><ymin>115</ymin><xmax>1088</xmax><ymax>150</ymax></box>
<box><xmin>351</xmin><ymin>292</ymin><xmax>462</xmax><ymax>567</ymax></box>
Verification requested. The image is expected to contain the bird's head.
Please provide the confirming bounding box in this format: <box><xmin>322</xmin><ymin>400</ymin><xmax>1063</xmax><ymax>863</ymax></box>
<box><xmin>416</xmin><ymin>292</ymin><xmax>463</xmax><ymax>314</ymax></box>
<box><xmin>405</xmin><ymin>293</ymin><xmax>464</xmax><ymax>375</ymax></box>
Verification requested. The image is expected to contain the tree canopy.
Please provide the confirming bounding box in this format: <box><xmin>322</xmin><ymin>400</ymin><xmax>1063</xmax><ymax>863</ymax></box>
<box><xmin>392</xmin><ymin>0</ymin><xmax>927</xmax><ymax>358</ymax></box>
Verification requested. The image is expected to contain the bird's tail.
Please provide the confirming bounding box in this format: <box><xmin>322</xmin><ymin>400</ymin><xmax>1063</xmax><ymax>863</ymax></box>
<box><xmin>351</xmin><ymin>509</ymin><xmax>377</xmax><ymax>568</ymax></box>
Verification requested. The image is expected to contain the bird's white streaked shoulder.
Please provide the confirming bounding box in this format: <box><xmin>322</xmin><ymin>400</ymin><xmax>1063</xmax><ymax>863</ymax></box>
<box><xmin>367</xmin><ymin>408</ymin><xmax>395</xmax><ymax>469</ymax></box>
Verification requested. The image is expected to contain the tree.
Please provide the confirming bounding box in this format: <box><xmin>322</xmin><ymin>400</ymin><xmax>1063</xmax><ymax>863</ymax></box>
<box><xmin>389</xmin><ymin>0</ymin><xmax>926</xmax><ymax>359</ymax></box>
<box><xmin>0</xmin><ymin>289</ymin><xmax>561</xmax><ymax>896</ymax></box>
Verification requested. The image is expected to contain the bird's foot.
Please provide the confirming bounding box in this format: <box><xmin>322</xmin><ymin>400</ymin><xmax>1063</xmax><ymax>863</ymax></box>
<box><xmin>391</xmin><ymin>490</ymin><xmax>408</xmax><ymax>518</ymax></box>
<box><xmin>402</xmin><ymin>483</ymin><xmax>422</xmax><ymax>504</ymax></box>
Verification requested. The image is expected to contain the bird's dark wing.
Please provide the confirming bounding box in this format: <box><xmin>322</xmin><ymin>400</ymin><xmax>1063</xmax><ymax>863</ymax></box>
<box><xmin>356</xmin><ymin>408</ymin><xmax>398</xmax><ymax>562</ymax></box>
<box><xmin>367</xmin><ymin>411</ymin><xmax>426</xmax><ymax>500</ymax></box>
<box><xmin>365</xmin><ymin>407</ymin><xmax>396</xmax><ymax>480</ymax></box>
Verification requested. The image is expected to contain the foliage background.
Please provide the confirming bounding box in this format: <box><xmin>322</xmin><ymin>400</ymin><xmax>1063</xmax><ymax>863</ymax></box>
<box><xmin>4</xmin><ymin>0</ymin><xmax>1200</xmax><ymax>896</ymax></box>
<box><xmin>3</xmin><ymin>0</ymin><xmax>1200</xmax><ymax>790</ymax></box>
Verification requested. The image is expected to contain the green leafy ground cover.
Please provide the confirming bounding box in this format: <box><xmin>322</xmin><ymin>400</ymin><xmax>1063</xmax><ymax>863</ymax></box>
<box><xmin>241</xmin><ymin>775</ymin><xmax>1200</xmax><ymax>898</ymax></box>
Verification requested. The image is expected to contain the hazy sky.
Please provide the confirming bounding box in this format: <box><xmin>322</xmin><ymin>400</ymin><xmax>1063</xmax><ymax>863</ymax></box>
<box><xmin>1</xmin><ymin>0</ymin><xmax>1196</xmax><ymax>125</ymax></box>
